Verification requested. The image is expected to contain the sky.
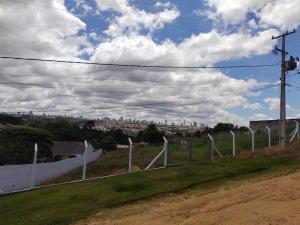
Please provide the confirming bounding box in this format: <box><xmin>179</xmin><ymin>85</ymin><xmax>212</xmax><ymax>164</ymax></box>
<box><xmin>0</xmin><ymin>0</ymin><xmax>300</xmax><ymax>126</ymax></box>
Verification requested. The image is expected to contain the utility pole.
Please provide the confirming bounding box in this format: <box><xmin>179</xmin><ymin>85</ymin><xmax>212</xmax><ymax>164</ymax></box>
<box><xmin>272</xmin><ymin>29</ymin><xmax>296</xmax><ymax>148</ymax></box>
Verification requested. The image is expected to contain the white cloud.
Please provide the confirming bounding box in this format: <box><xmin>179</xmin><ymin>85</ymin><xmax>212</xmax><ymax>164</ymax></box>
<box><xmin>74</xmin><ymin>0</ymin><xmax>93</xmax><ymax>13</ymax></box>
<box><xmin>264</xmin><ymin>97</ymin><xmax>292</xmax><ymax>110</ymax></box>
<box><xmin>250</xmin><ymin>113</ymin><xmax>273</xmax><ymax>121</ymax></box>
<box><xmin>204</xmin><ymin>0</ymin><xmax>300</xmax><ymax>30</ymax></box>
<box><xmin>95</xmin><ymin>0</ymin><xmax>180</xmax><ymax>37</ymax></box>
<box><xmin>0</xmin><ymin>0</ymin><xmax>91</xmax><ymax>58</ymax></box>
<box><xmin>92</xmin><ymin>29</ymin><xmax>277</xmax><ymax>66</ymax></box>
<box><xmin>204</xmin><ymin>0</ymin><xmax>269</xmax><ymax>25</ymax></box>
<box><xmin>258</xmin><ymin>0</ymin><xmax>300</xmax><ymax>30</ymax></box>
<box><xmin>154</xmin><ymin>2</ymin><xmax>173</xmax><ymax>9</ymax></box>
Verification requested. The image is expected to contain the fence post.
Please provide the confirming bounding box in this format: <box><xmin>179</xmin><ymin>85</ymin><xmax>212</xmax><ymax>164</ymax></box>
<box><xmin>248</xmin><ymin>127</ymin><xmax>255</xmax><ymax>151</ymax></box>
<box><xmin>30</xmin><ymin>143</ymin><xmax>38</xmax><ymax>189</ymax></box>
<box><xmin>163</xmin><ymin>136</ymin><xmax>168</xmax><ymax>168</ymax></box>
<box><xmin>296</xmin><ymin>121</ymin><xmax>299</xmax><ymax>140</ymax></box>
<box><xmin>230</xmin><ymin>131</ymin><xmax>236</xmax><ymax>158</ymax></box>
<box><xmin>207</xmin><ymin>134</ymin><xmax>214</xmax><ymax>161</ymax></box>
<box><xmin>189</xmin><ymin>139</ymin><xmax>192</xmax><ymax>163</ymax></box>
<box><xmin>82</xmin><ymin>140</ymin><xmax>88</xmax><ymax>180</ymax></box>
<box><xmin>145</xmin><ymin>137</ymin><xmax>168</xmax><ymax>170</ymax></box>
<box><xmin>128</xmin><ymin>138</ymin><xmax>133</xmax><ymax>172</ymax></box>
<box><xmin>265</xmin><ymin>126</ymin><xmax>271</xmax><ymax>148</ymax></box>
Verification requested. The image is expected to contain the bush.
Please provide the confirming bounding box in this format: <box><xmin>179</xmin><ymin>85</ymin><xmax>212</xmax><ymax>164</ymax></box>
<box><xmin>138</xmin><ymin>124</ymin><xmax>164</xmax><ymax>144</ymax></box>
<box><xmin>108</xmin><ymin>129</ymin><xmax>129</xmax><ymax>145</ymax></box>
<box><xmin>44</xmin><ymin>119</ymin><xmax>81</xmax><ymax>141</ymax></box>
<box><xmin>101</xmin><ymin>136</ymin><xmax>117</xmax><ymax>151</ymax></box>
<box><xmin>0</xmin><ymin>113</ymin><xmax>23</xmax><ymax>125</ymax></box>
<box><xmin>0</xmin><ymin>126</ymin><xmax>53</xmax><ymax>165</ymax></box>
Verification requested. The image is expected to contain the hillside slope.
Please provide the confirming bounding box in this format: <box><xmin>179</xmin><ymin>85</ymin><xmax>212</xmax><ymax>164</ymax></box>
<box><xmin>75</xmin><ymin>170</ymin><xmax>300</xmax><ymax>225</ymax></box>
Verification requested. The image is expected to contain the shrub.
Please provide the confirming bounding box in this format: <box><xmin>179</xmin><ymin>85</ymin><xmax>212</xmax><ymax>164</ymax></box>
<box><xmin>101</xmin><ymin>136</ymin><xmax>117</xmax><ymax>151</ymax></box>
<box><xmin>0</xmin><ymin>126</ymin><xmax>53</xmax><ymax>165</ymax></box>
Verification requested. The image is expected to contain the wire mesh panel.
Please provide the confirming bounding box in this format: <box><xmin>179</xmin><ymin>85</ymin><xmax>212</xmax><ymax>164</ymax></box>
<box><xmin>167</xmin><ymin>138</ymin><xmax>191</xmax><ymax>166</ymax></box>
<box><xmin>132</xmin><ymin>142</ymin><xmax>165</xmax><ymax>170</ymax></box>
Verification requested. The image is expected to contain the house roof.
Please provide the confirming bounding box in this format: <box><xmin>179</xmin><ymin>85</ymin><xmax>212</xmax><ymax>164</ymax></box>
<box><xmin>52</xmin><ymin>141</ymin><xmax>86</xmax><ymax>156</ymax></box>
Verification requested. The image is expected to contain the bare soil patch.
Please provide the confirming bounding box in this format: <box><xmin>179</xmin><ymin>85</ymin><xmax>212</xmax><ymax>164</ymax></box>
<box><xmin>75</xmin><ymin>170</ymin><xmax>300</xmax><ymax>225</ymax></box>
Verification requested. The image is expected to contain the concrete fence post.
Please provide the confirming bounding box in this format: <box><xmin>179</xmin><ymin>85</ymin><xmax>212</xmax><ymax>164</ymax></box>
<box><xmin>230</xmin><ymin>131</ymin><xmax>236</xmax><ymax>158</ymax></box>
<box><xmin>208</xmin><ymin>134</ymin><xmax>214</xmax><ymax>161</ymax></box>
<box><xmin>145</xmin><ymin>137</ymin><xmax>168</xmax><ymax>170</ymax></box>
<box><xmin>266</xmin><ymin>126</ymin><xmax>271</xmax><ymax>148</ymax></box>
<box><xmin>30</xmin><ymin>143</ymin><xmax>38</xmax><ymax>188</ymax></box>
<box><xmin>82</xmin><ymin>140</ymin><xmax>88</xmax><ymax>180</ymax></box>
<box><xmin>163</xmin><ymin>136</ymin><xmax>168</xmax><ymax>168</ymax></box>
<box><xmin>248</xmin><ymin>127</ymin><xmax>255</xmax><ymax>151</ymax></box>
<box><xmin>290</xmin><ymin>121</ymin><xmax>300</xmax><ymax>143</ymax></box>
<box><xmin>296</xmin><ymin>121</ymin><xmax>299</xmax><ymax>140</ymax></box>
<box><xmin>128</xmin><ymin>138</ymin><xmax>133</xmax><ymax>173</ymax></box>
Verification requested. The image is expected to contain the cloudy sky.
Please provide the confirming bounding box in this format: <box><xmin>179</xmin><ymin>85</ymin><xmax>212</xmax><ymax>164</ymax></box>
<box><xmin>0</xmin><ymin>0</ymin><xmax>300</xmax><ymax>126</ymax></box>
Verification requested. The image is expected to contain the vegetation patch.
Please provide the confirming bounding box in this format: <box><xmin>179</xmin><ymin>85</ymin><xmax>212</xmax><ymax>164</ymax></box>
<box><xmin>0</xmin><ymin>158</ymin><xmax>299</xmax><ymax>225</ymax></box>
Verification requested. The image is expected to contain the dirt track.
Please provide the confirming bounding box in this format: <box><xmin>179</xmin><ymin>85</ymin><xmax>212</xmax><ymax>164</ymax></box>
<box><xmin>76</xmin><ymin>171</ymin><xmax>300</xmax><ymax>225</ymax></box>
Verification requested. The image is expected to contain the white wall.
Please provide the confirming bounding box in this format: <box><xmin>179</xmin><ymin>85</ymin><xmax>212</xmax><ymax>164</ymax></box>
<box><xmin>0</xmin><ymin>145</ymin><xmax>102</xmax><ymax>193</ymax></box>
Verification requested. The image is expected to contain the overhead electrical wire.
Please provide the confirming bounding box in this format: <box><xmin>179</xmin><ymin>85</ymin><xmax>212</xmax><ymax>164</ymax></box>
<box><xmin>0</xmin><ymin>82</ymin><xmax>52</xmax><ymax>88</ymax></box>
<box><xmin>286</xmin><ymin>71</ymin><xmax>300</xmax><ymax>79</ymax></box>
<box><xmin>0</xmin><ymin>72</ymin><xmax>277</xmax><ymax>88</ymax></box>
<box><xmin>3</xmin><ymin>0</ymin><xmax>68</xmax><ymax>11</ymax></box>
<box><xmin>0</xmin><ymin>56</ymin><xmax>280</xmax><ymax>69</ymax></box>
<box><xmin>7</xmin><ymin>94</ymin><xmax>236</xmax><ymax>114</ymax></box>
<box><xmin>287</xmin><ymin>84</ymin><xmax>300</xmax><ymax>91</ymax></box>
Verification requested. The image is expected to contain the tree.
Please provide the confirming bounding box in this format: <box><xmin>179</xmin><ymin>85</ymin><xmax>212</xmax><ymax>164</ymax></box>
<box><xmin>44</xmin><ymin>119</ymin><xmax>81</xmax><ymax>141</ymax></box>
<box><xmin>0</xmin><ymin>113</ymin><xmax>23</xmax><ymax>125</ymax></box>
<box><xmin>111</xmin><ymin>129</ymin><xmax>129</xmax><ymax>144</ymax></box>
<box><xmin>213</xmin><ymin>123</ymin><xmax>234</xmax><ymax>133</ymax></box>
<box><xmin>100</xmin><ymin>136</ymin><xmax>117</xmax><ymax>151</ymax></box>
<box><xmin>193</xmin><ymin>130</ymin><xmax>202</xmax><ymax>138</ymax></box>
<box><xmin>138</xmin><ymin>124</ymin><xmax>164</xmax><ymax>144</ymax></box>
<box><xmin>82</xmin><ymin>120</ymin><xmax>95</xmax><ymax>129</ymax></box>
<box><xmin>0</xmin><ymin>126</ymin><xmax>53</xmax><ymax>165</ymax></box>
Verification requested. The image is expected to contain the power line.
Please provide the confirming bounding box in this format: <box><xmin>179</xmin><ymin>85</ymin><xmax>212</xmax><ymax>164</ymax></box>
<box><xmin>287</xmin><ymin>83</ymin><xmax>300</xmax><ymax>91</ymax></box>
<box><xmin>0</xmin><ymin>72</ymin><xmax>280</xmax><ymax>93</ymax></box>
<box><xmin>3</xmin><ymin>94</ymin><xmax>239</xmax><ymax>114</ymax></box>
<box><xmin>286</xmin><ymin>71</ymin><xmax>300</xmax><ymax>79</ymax></box>
<box><xmin>3</xmin><ymin>0</ymin><xmax>68</xmax><ymax>11</ymax></box>
<box><xmin>252</xmin><ymin>83</ymin><xmax>280</xmax><ymax>91</ymax></box>
<box><xmin>6</xmin><ymin>0</ymin><xmax>69</xmax><ymax>12</ymax></box>
<box><xmin>0</xmin><ymin>82</ymin><xmax>52</xmax><ymax>88</ymax></box>
<box><xmin>0</xmin><ymin>56</ymin><xmax>280</xmax><ymax>69</ymax></box>
<box><xmin>0</xmin><ymin>72</ymin><xmax>276</xmax><ymax>87</ymax></box>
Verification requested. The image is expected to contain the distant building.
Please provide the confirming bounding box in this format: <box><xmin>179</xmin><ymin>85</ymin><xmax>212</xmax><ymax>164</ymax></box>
<box><xmin>250</xmin><ymin>118</ymin><xmax>300</xmax><ymax>130</ymax></box>
<box><xmin>52</xmin><ymin>141</ymin><xmax>95</xmax><ymax>161</ymax></box>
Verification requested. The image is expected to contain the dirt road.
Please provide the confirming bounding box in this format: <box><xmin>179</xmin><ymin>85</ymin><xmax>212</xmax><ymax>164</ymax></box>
<box><xmin>76</xmin><ymin>171</ymin><xmax>300</xmax><ymax>225</ymax></box>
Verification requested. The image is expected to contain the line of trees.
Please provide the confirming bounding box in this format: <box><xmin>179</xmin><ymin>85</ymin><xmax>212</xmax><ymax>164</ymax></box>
<box><xmin>0</xmin><ymin>114</ymin><xmax>247</xmax><ymax>165</ymax></box>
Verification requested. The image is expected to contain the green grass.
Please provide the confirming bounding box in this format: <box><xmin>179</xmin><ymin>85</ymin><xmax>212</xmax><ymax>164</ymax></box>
<box><xmin>50</xmin><ymin>132</ymin><xmax>284</xmax><ymax>183</ymax></box>
<box><xmin>1</xmin><ymin>158</ymin><xmax>299</xmax><ymax>225</ymax></box>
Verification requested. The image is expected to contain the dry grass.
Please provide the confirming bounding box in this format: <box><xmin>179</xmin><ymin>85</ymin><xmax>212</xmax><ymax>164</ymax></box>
<box><xmin>238</xmin><ymin>140</ymin><xmax>300</xmax><ymax>160</ymax></box>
